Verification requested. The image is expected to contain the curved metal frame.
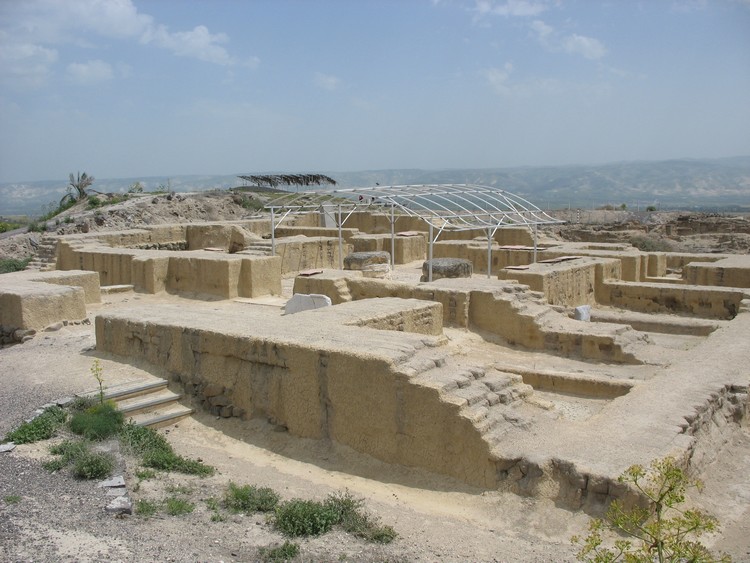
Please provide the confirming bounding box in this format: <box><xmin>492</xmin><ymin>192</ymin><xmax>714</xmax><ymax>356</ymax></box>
<box><xmin>265</xmin><ymin>184</ymin><xmax>563</xmax><ymax>280</ymax></box>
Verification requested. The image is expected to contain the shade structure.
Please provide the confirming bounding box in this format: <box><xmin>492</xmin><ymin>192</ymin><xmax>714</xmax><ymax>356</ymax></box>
<box><xmin>265</xmin><ymin>184</ymin><xmax>564</xmax><ymax>279</ymax></box>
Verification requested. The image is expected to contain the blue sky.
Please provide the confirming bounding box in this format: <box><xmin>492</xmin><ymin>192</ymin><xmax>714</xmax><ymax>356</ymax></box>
<box><xmin>1</xmin><ymin>0</ymin><xmax>749</xmax><ymax>183</ymax></box>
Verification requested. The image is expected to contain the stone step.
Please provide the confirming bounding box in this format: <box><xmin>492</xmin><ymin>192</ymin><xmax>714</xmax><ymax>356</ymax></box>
<box><xmin>127</xmin><ymin>403</ymin><xmax>194</xmax><ymax>428</ymax></box>
<box><xmin>481</xmin><ymin>371</ymin><xmax>524</xmax><ymax>393</ymax></box>
<box><xmin>79</xmin><ymin>379</ymin><xmax>168</xmax><ymax>402</ymax></box>
<box><xmin>116</xmin><ymin>389</ymin><xmax>182</xmax><ymax>416</ymax></box>
<box><xmin>101</xmin><ymin>284</ymin><xmax>135</xmax><ymax>294</ymax></box>
<box><xmin>453</xmin><ymin>385</ymin><xmax>491</xmax><ymax>407</ymax></box>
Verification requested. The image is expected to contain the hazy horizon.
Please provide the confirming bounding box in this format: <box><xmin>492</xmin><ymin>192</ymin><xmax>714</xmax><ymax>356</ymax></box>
<box><xmin>1</xmin><ymin>1</ymin><xmax>749</xmax><ymax>183</ymax></box>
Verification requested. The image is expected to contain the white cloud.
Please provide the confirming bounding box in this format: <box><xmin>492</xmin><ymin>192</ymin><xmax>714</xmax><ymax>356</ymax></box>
<box><xmin>483</xmin><ymin>62</ymin><xmax>514</xmax><ymax>95</ymax></box>
<box><xmin>142</xmin><ymin>24</ymin><xmax>234</xmax><ymax>66</ymax></box>
<box><xmin>67</xmin><ymin>59</ymin><xmax>113</xmax><ymax>84</ymax></box>
<box><xmin>0</xmin><ymin>0</ymin><xmax>257</xmax><ymax>88</ymax></box>
<box><xmin>529</xmin><ymin>20</ymin><xmax>607</xmax><ymax>60</ymax></box>
<box><xmin>0</xmin><ymin>35</ymin><xmax>58</xmax><ymax>88</ymax></box>
<box><xmin>563</xmin><ymin>34</ymin><xmax>607</xmax><ymax>60</ymax></box>
<box><xmin>474</xmin><ymin>0</ymin><xmax>548</xmax><ymax>17</ymax></box>
<box><xmin>314</xmin><ymin>72</ymin><xmax>341</xmax><ymax>91</ymax></box>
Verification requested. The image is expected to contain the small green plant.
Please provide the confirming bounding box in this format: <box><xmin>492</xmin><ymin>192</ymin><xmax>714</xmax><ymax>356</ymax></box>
<box><xmin>69</xmin><ymin>401</ymin><xmax>124</xmax><ymax>440</ymax></box>
<box><xmin>326</xmin><ymin>491</ymin><xmax>397</xmax><ymax>543</ymax></box>
<box><xmin>629</xmin><ymin>235</ymin><xmax>672</xmax><ymax>253</ymax></box>
<box><xmin>646</xmin><ymin>205</ymin><xmax>657</xmax><ymax>212</ymax></box>
<box><xmin>4</xmin><ymin>495</ymin><xmax>21</xmax><ymax>504</ymax></box>
<box><xmin>572</xmin><ymin>457</ymin><xmax>730</xmax><ymax>562</ymax></box>
<box><xmin>166</xmin><ymin>483</ymin><xmax>193</xmax><ymax>495</ymax></box>
<box><xmin>274</xmin><ymin>498</ymin><xmax>339</xmax><ymax>537</ymax></box>
<box><xmin>258</xmin><ymin>541</ymin><xmax>300</xmax><ymax>562</ymax></box>
<box><xmin>4</xmin><ymin>406</ymin><xmax>67</xmax><ymax>444</ymax></box>
<box><xmin>164</xmin><ymin>496</ymin><xmax>195</xmax><ymax>516</ymax></box>
<box><xmin>224</xmin><ymin>482</ymin><xmax>280</xmax><ymax>513</ymax></box>
<box><xmin>69</xmin><ymin>395</ymin><xmax>98</xmax><ymax>413</ymax></box>
<box><xmin>0</xmin><ymin>257</ymin><xmax>31</xmax><ymax>274</ymax></box>
<box><xmin>42</xmin><ymin>457</ymin><xmax>68</xmax><ymax>472</ymax></box>
<box><xmin>0</xmin><ymin>221</ymin><xmax>21</xmax><ymax>233</ymax></box>
<box><xmin>87</xmin><ymin>196</ymin><xmax>102</xmax><ymax>209</ymax></box>
<box><xmin>119</xmin><ymin>423</ymin><xmax>214</xmax><ymax>476</ymax></box>
<box><xmin>205</xmin><ymin>497</ymin><xmax>226</xmax><ymax>522</ymax></box>
<box><xmin>135</xmin><ymin>468</ymin><xmax>157</xmax><ymax>480</ymax></box>
<box><xmin>91</xmin><ymin>359</ymin><xmax>105</xmax><ymax>404</ymax></box>
<box><xmin>72</xmin><ymin>451</ymin><xmax>115</xmax><ymax>480</ymax></box>
<box><xmin>135</xmin><ymin>499</ymin><xmax>159</xmax><ymax>518</ymax></box>
<box><xmin>128</xmin><ymin>182</ymin><xmax>144</xmax><ymax>194</ymax></box>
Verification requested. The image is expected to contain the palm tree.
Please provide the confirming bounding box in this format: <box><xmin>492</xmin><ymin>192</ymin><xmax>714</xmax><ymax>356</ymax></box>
<box><xmin>60</xmin><ymin>171</ymin><xmax>95</xmax><ymax>206</ymax></box>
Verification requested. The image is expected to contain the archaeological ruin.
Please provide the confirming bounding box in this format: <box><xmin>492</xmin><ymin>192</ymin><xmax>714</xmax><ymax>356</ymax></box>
<box><xmin>1</xmin><ymin>184</ymin><xmax>748</xmax><ymax>514</ymax></box>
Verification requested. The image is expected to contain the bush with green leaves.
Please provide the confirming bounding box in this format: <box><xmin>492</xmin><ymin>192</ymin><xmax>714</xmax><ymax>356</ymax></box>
<box><xmin>119</xmin><ymin>422</ymin><xmax>214</xmax><ymax>476</ymax></box>
<box><xmin>325</xmin><ymin>491</ymin><xmax>397</xmax><ymax>543</ymax></box>
<box><xmin>274</xmin><ymin>499</ymin><xmax>339</xmax><ymax>537</ymax></box>
<box><xmin>69</xmin><ymin>401</ymin><xmax>124</xmax><ymax>440</ymax></box>
<box><xmin>0</xmin><ymin>257</ymin><xmax>31</xmax><ymax>274</ymax></box>
<box><xmin>72</xmin><ymin>451</ymin><xmax>115</xmax><ymax>480</ymax></box>
<box><xmin>258</xmin><ymin>541</ymin><xmax>300</xmax><ymax>562</ymax></box>
<box><xmin>572</xmin><ymin>457</ymin><xmax>730</xmax><ymax>563</ymax></box>
<box><xmin>4</xmin><ymin>406</ymin><xmax>67</xmax><ymax>444</ymax></box>
<box><xmin>224</xmin><ymin>482</ymin><xmax>280</xmax><ymax>513</ymax></box>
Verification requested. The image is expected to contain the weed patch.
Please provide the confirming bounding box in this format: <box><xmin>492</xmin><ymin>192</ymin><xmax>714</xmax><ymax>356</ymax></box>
<box><xmin>274</xmin><ymin>499</ymin><xmax>339</xmax><ymax>537</ymax></box>
<box><xmin>0</xmin><ymin>257</ymin><xmax>32</xmax><ymax>274</ymax></box>
<box><xmin>224</xmin><ymin>482</ymin><xmax>280</xmax><ymax>513</ymax></box>
<box><xmin>135</xmin><ymin>499</ymin><xmax>159</xmax><ymax>518</ymax></box>
<box><xmin>164</xmin><ymin>496</ymin><xmax>195</xmax><ymax>516</ymax></box>
<box><xmin>119</xmin><ymin>423</ymin><xmax>214</xmax><ymax>476</ymax></box>
<box><xmin>72</xmin><ymin>451</ymin><xmax>115</xmax><ymax>480</ymax></box>
<box><xmin>4</xmin><ymin>406</ymin><xmax>67</xmax><ymax>444</ymax></box>
<box><xmin>4</xmin><ymin>495</ymin><xmax>21</xmax><ymax>504</ymax></box>
<box><xmin>69</xmin><ymin>401</ymin><xmax>124</xmax><ymax>440</ymax></box>
<box><xmin>326</xmin><ymin>491</ymin><xmax>397</xmax><ymax>544</ymax></box>
<box><xmin>259</xmin><ymin>541</ymin><xmax>300</xmax><ymax>562</ymax></box>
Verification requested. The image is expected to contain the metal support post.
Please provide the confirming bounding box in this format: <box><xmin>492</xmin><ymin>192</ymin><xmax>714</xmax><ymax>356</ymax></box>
<box><xmin>270</xmin><ymin>207</ymin><xmax>276</xmax><ymax>256</ymax></box>
<box><xmin>428</xmin><ymin>223</ymin><xmax>434</xmax><ymax>282</ymax></box>
<box><xmin>338</xmin><ymin>204</ymin><xmax>343</xmax><ymax>270</ymax></box>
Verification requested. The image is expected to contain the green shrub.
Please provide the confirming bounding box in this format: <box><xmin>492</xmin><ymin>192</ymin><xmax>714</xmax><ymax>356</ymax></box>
<box><xmin>164</xmin><ymin>496</ymin><xmax>194</xmax><ymax>516</ymax></box>
<box><xmin>4</xmin><ymin>406</ymin><xmax>67</xmax><ymax>444</ymax></box>
<box><xmin>4</xmin><ymin>495</ymin><xmax>21</xmax><ymax>504</ymax></box>
<box><xmin>274</xmin><ymin>499</ymin><xmax>339</xmax><ymax>537</ymax></box>
<box><xmin>69</xmin><ymin>395</ymin><xmax>98</xmax><ymax>413</ymax></box>
<box><xmin>87</xmin><ymin>196</ymin><xmax>102</xmax><ymax>209</ymax></box>
<box><xmin>72</xmin><ymin>451</ymin><xmax>114</xmax><ymax>479</ymax></box>
<box><xmin>135</xmin><ymin>499</ymin><xmax>158</xmax><ymax>518</ymax></box>
<box><xmin>42</xmin><ymin>458</ymin><xmax>68</xmax><ymax>472</ymax></box>
<box><xmin>0</xmin><ymin>222</ymin><xmax>21</xmax><ymax>234</ymax></box>
<box><xmin>259</xmin><ymin>541</ymin><xmax>300</xmax><ymax>562</ymax></box>
<box><xmin>326</xmin><ymin>491</ymin><xmax>397</xmax><ymax>543</ymax></box>
<box><xmin>69</xmin><ymin>401</ymin><xmax>124</xmax><ymax>440</ymax></box>
<box><xmin>135</xmin><ymin>468</ymin><xmax>157</xmax><ymax>480</ymax></box>
<box><xmin>120</xmin><ymin>423</ymin><xmax>214</xmax><ymax>476</ymax></box>
<box><xmin>49</xmin><ymin>439</ymin><xmax>88</xmax><ymax>461</ymax></box>
<box><xmin>224</xmin><ymin>482</ymin><xmax>280</xmax><ymax>513</ymax></box>
<box><xmin>572</xmin><ymin>457</ymin><xmax>729</xmax><ymax>562</ymax></box>
<box><xmin>26</xmin><ymin>221</ymin><xmax>46</xmax><ymax>233</ymax></box>
<box><xmin>630</xmin><ymin>235</ymin><xmax>672</xmax><ymax>252</ymax></box>
<box><xmin>0</xmin><ymin>257</ymin><xmax>32</xmax><ymax>274</ymax></box>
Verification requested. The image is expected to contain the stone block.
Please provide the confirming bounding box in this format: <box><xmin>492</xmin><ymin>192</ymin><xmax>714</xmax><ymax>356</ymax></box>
<box><xmin>284</xmin><ymin>293</ymin><xmax>332</xmax><ymax>315</ymax></box>
<box><xmin>574</xmin><ymin>305</ymin><xmax>591</xmax><ymax>321</ymax></box>
<box><xmin>344</xmin><ymin>251</ymin><xmax>390</xmax><ymax>270</ymax></box>
<box><xmin>421</xmin><ymin>258</ymin><xmax>472</xmax><ymax>282</ymax></box>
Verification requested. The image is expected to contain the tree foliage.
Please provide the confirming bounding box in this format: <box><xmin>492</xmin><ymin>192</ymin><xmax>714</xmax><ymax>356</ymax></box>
<box><xmin>60</xmin><ymin>171</ymin><xmax>94</xmax><ymax>206</ymax></box>
<box><xmin>572</xmin><ymin>457</ymin><xmax>730</xmax><ymax>562</ymax></box>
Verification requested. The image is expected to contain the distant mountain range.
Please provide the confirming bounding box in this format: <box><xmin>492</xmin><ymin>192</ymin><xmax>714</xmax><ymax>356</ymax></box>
<box><xmin>2</xmin><ymin>156</ymin><xmax>749</xmax><ymax>217</ymax></box>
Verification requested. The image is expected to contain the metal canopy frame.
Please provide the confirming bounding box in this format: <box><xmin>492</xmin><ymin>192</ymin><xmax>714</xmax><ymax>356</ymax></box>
<box><xmin>265</xmin><ymin>184</ymin><xmax>563</xmax><ymax>281</ymax></box>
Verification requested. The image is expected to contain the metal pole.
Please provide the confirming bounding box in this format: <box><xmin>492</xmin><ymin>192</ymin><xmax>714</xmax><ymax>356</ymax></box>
<box><xmin>428</xmin><ymin>223</ymin><xmax>433</xmax><ymax>282</ymax></box>
<box><xmin>533</xmin><ymin>224</ymin><xmax>538</xmax><ymax>263</ymax></box>
<box><xmin>271</xmin><ymin>207</ymin><xmax>276</xmax><ymax>256</ymax></box>
<box><xmin>486</xmin><ymin>228</ymin><xmax>492</xmax><ymax>279</ymax></box>
<box><xmin>391</xmin><ymin>203</ymin><xmax>396</xmax><ymax>270</ymax></box>
<box><xmin>338</xmin><ymin>204</ymin><xmax>343</xmax><ymax>270</ymax></box>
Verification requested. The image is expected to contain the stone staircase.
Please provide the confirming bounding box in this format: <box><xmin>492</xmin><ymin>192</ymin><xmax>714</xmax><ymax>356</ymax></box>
<box><xmin>26</xmin><ymin>235</ymin><xmax>59</xmax><ymax>271</ymax></box>
<box><xmin>403</xmin><ymin>351</ymin><xmax>536</xmax><ymax>451</ymax></box>
<box><xmin>240</xmin><ymin>239</ymin><xmax>274</xmax><ymax>256</ymax></box>
<box><xmin>81</xmin><ymin>379</ymin><xmax>193</xmax><ymax>428</ymax></box>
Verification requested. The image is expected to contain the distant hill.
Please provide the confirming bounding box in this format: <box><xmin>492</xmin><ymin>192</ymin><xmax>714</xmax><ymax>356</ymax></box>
<box><xmin>2</xmin><ymin>157</ymin><xmax>748</xmax><ymax>217</ymax></box>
